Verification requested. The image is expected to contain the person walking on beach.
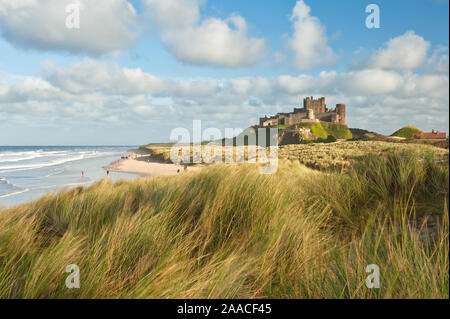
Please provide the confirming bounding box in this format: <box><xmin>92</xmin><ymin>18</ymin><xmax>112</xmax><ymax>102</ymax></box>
<box><xmin>81</xmin><ymin>170</ymin><xmax>84</xmax><ymax>177</ymax></box>
<box><xmin>107</xmin><ymin>170</ymin><xmax>110</xmax><ymax>176</ymax></box>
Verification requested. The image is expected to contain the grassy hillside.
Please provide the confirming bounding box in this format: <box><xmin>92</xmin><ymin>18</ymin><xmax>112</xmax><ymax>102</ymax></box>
<box><xmin>298</xmin><ymin>122</ymin><xmax>329</xmax><ymax>139</ymax></box>
<box><xmin>321</xmin><ymin>122</ymin><xmax>353</xmax><ymax>139</ymax></box>
<box><xmin>349</xmin><ymin>128</ymin><xmax>378</xmax><ymax>138</ymax></box>
<box><xmin>297</xmin><ymin>122</ymin><xmax>353</xmax><ymax>140</ymax></box>
<box><xmin>0</xmin><ymin>146</ymin><xmax>448</xmax><ymax>298</ymax></box>
<box><xmin>391</xmin><ymin>126</ymin><xmax>423</xmax><ymax>138</ymax></box>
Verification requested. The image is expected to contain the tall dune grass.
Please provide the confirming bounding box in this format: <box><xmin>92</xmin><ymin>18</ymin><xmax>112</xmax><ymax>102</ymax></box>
<box><xmin>0</xmin><ymin>149</ymin><xmax>448</xmax><ymax>298</ymax></box>
<box><xmin>144</xmin><ymin>140</ymin><xmax>448</xmax><ymax>171</ymax></box>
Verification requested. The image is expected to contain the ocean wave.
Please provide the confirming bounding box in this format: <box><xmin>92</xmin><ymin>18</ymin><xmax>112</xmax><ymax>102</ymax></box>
<box><xmin>0</xmin><ymin>151</ymin><xmax>35</xmax><ymax>157</ymax></box>
<box><xmin>0</xmin><ymin>155</ymin><xmax>85</xmax><ymax>172</ymax></box>
<box><xmin>0</xmin><ymin>177</ymin><xmax>8</xmax><ymax>183</ymax></box>
<box><xmin>0</xmin><ymin>176</ymin><xmax>29</xmax><ymax>198</ymax></box>
<box><xmin>46</xmin><ymin>168</ymin><xmax>66</xmax><ymax>177</ymax></box>
<box><xmin>0</xmin><ymin>150</ymin><xmax>72</xmax><ymax>163</ymax></box>
<box><xmin>0</xmin><ymin>188</ymin><xmax>30</xmax><ymax>199</ymax></box>
<box><xmin>0</xmin><ymin>152</ymin><xmax>44</xmax><ymax>163</ymax></box>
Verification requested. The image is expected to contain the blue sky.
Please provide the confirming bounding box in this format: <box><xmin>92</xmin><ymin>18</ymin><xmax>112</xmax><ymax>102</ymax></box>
<box><xmin>0</xmin><ymin>0</ymin><xmax>448</xmax><ymax>145</ymax></box>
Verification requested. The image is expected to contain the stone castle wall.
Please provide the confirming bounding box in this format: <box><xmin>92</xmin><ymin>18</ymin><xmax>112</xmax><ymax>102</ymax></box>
<box><xmin>260</xmin><ymin>97</ymin><xmax>346</xmax><ymax>127</ymax></box>
<box><xmin>304</xmin><ymin>96</ymin><xmax>326</xmax><ymax>114</ymax></box>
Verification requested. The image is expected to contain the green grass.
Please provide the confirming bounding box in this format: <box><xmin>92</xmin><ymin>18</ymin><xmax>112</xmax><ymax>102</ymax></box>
<box><xmin>298</xmin><ymin>122</ymin><xmax>329</xmax><ymax>139</ymax></box>
<box><xmin>0</xmin><ymin>146</ymin><xmax>447</xmax><ymax>298</ymax></box>
<box><xmin>321</xmin><ymin>122</ymin><xmax>353</xmax><ymax>139</ymax></box>
<box><xmin>391</xmin><ymin>126</ymin><xmax>423</xmax><ymax>139</ymax></box>
<box><xmin>297</xmin><ymin>122</ymin><xmax>352</xmax><ymax>140</ymax></box>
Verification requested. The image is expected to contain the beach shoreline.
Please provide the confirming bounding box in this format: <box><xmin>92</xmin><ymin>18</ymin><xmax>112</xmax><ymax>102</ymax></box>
<box><xmin>103</xmin><ymin>149</ymin><xmax>201</xmax><ymax>177</ymax></box>
<box><xmin>0</xmin><ymin>146</ymin><xmax>139</xmax><ymax>207</ymax></box>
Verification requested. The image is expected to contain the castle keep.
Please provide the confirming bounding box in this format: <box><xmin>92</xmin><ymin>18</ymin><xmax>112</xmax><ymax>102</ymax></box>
<box><xmin>259</xmin><ymin>97</ymin><xmax>346</xmax><ymax>126</ymax></box>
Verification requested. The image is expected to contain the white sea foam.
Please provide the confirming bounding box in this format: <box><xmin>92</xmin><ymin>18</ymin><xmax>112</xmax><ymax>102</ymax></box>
<box><xmin>0</xmin><ymin>188</ymin><xmax>30</xmax><ymax>199</ymax></box>
<box><xmin>0</xmin><ymin>146</ymin><xmax>134</xmax><ymax>206</ymax></box>
<box><xmin>0</xmin><ymin>151</ymin><xmax>44</xmax><ymax>163</ymax></box>
<box><xmin>45</xmin><ymin>168</ymin><xmax>66</xmax><ymax>177</ymax></box>
<box><xmin>0</xmin><ymin>155</ymin><xmax>85</xmax><ymax>172</ymax></box>
<box><xmin>1</xmin><ymin>177</ymin><xmax>8</xmax><ymax>183</ymax></box>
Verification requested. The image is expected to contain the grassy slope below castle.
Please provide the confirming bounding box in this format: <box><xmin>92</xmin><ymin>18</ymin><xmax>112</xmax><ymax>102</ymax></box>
<box><xmin>275</xmin><ymin>122</ymin><xmax>353</xmax><ymax>141</ymax></box>
<box><xmin>298</xmin><ymin>122</ymin><xmax>353</xmax><ymax>140</ymax></box>
<box><xmin>0</xmin><ymin>143</ymin><xmax>448</xmax><ymax>298</ymax></box>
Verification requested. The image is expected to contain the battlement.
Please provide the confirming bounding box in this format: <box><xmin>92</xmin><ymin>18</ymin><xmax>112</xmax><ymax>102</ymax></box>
<box><xmin>259</xmin><ymin>97</ymin><xmax>346</xmax><ymax>127</ymax></box>
<box><xmin>304</xmin><ymin>96</ymin><xmax>326</xmax><ymax>113</ymax></box>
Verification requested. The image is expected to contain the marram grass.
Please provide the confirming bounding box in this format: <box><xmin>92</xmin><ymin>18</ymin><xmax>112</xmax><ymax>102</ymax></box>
<box><xmin>144</xmin><ymin>140</ymin><xmax>448</xmax><ymax>171</ymax></box>
<box><xmin>0</xmin><ymin>149</ymin><xmax>448</xmax><ymax>298</ymax></box>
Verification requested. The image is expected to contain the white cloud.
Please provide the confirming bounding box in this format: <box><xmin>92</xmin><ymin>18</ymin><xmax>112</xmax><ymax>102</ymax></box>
<box><xmin>401</xmin><ymin>73</ymin><xmax>449</xmax><ymax>97</ymax></box>
<box><xmin>41</xmin><ymin>60</ymin><xmax>166</xmax><ymax>95</ymax></box>
<box><xmin>366</xmin><ymin>31</ymin><xmax>430</xmax><ymax>71</ymax></box>
<box><xmin>0</xmin><ymin>76</ymin><xmax>64</xmax><ymax>103</ymax></box>
<box><xmin>277</xmin><ymin>75</ymin><xmax>314</xmax><ymax>94</ymax></box>
<box><xmin>144</xmin><ymin>0</ymin><xmax>266</xmax><ymax>67</ymax></box>
<box><xmin>133</xmin><ymin>105</ymin><xmax>176</xmax><ymax>120</ymax></box>
<box><xmin>1</xmin><ymin>60</ymin><xmax>448</xmax><ymax>136</ymax></box>
<box><xmin>287</xmin><ymin>0</ymin><xmax>338</xmax><ymax>70</ymax></box>
<box><xmin>0</xmin><ymin>0</ymin><xmax>138</xmax><ymax>55</ymax></box>
<box><xmin>427</xmin><ymin>46</ymin><xmax>449</xmax><ymax>73</ymax></box>
<box><xmin>38</xmin><ymin>59</ymin><xmax>449</xmax><ymax>103</ymax></box>
<box><xmin>339</xmin><ymin>69</ymin><xmax>404</xmax><ymax>95</ymax></box>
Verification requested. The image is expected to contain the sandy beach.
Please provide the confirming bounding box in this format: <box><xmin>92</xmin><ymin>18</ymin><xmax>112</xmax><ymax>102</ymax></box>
<box><xmin>103</xmin><ymin>149</ymin><xmax>201</xmax><ymax>177</ymax></box>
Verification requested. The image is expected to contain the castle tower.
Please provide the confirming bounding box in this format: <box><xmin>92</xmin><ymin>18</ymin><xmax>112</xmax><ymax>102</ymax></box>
<box><xmin>307</xmin><ymin>109</ymin><xmax>315</xmax><ymax>120</ymax></box>
<box><xmin>336</xmin><ymin>104</ymin><xmax>346</xmax><ymax>125</ymax></box>
<box><xmin>319</xmin><ymin>97</ymin><xmax>325</xmax><ymax>113</ymax></box>
<box><xmin>304</xmin><ymin>96</ymin><xmax>326</xmax><ymax>113</ymax></box>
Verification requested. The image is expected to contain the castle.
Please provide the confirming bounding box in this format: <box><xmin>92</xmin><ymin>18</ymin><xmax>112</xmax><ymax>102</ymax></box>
<box><xmin>259</xmin><ymin>97</ymin><xmax>346</xmax><ymax>126</ymax></box>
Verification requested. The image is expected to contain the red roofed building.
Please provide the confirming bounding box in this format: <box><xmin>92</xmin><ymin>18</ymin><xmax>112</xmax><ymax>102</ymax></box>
<box><xmin>413</xmin><ymin>131</ymin><xmax>447</xmax><ymax>139</ymax></box>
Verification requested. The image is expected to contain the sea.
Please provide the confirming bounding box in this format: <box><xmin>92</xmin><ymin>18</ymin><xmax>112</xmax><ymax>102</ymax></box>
<box><xmin>0</xmin><ymin>146</ymin><xmax>141</xmax><ymax>207</ymax></box>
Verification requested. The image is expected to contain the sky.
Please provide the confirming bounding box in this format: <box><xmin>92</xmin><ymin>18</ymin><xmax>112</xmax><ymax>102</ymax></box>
<box><xmin>0</xmin><ymin>0</ymin><xmax>448</xmax><ymax>145</ymax></box>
